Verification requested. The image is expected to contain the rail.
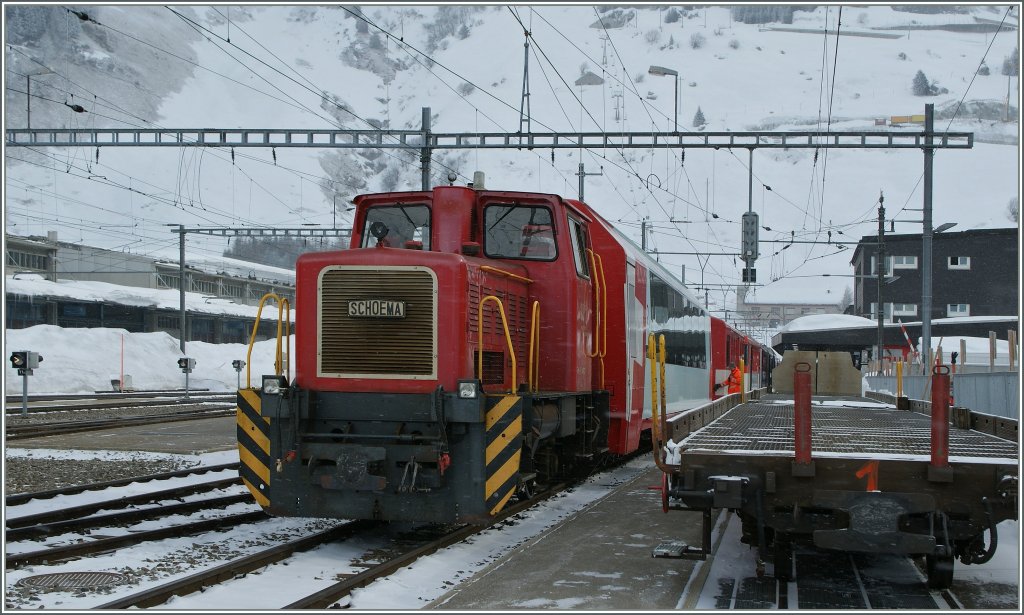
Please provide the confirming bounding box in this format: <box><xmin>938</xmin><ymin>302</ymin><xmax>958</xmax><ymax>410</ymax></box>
<box><xmin>477</xmin><ymin>295</ymin><xmax>517</xmax><ymax>394</ymax></box>
<box><xmin>244</xmin><ymin>292</ymin><xmax>291</xmax><ymax>388</ymax></box>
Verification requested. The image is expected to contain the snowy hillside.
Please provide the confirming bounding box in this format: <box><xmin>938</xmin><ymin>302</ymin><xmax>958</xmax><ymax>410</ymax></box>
<box><xmin>4</xmin><ymin>5</ymin><xmax>1020</xmax><ymax>318</ymax></box>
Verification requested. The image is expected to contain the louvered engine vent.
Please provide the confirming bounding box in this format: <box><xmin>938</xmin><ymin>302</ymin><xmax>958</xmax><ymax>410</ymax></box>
<box><xmin>319</xmin><ymin>267</ymin><xmax>436</xmax><ymax>378</ymax></box>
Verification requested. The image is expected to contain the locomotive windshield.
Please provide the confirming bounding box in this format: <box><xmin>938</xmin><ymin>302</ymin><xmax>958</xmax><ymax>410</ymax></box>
<box><xmin>483</xmin><ymin>204</ymin><xmax>557</xmax><ymax>261</ymax></box>
<box><xmin>361</xmin><ymin>204</ymin><xmax>431</xmax><ymax>249</ymax></box>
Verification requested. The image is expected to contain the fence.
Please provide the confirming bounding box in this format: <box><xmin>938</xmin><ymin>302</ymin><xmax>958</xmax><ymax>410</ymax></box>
<box><xmin>866</xmin><ymin>372</ymin><xmax>1020</xmax><ymax>419</ymax></box>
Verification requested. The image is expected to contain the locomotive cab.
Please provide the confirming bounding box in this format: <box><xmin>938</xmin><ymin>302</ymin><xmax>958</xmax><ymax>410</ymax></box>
<box><xmin>237</xmin><ymin>179</ymin><xmax>610</xmax><ymax>524</ymax></box>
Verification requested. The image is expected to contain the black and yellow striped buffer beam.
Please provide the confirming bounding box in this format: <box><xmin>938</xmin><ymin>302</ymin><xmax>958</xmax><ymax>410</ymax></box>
<box><xmin>484</xmin><ymin>395</ymin><xmax>523</xmax><ymax>516</ymax></box>
<box><xmin>236</xmin><ymin>388</ymin><xmax>271</xmax><ymax>508</ymax></box>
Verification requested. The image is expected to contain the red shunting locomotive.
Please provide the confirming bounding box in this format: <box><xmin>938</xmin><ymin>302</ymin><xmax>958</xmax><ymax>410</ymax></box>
<box><xmin>236</xmin><ymin>175</ymin><xmax>769</xmax><ymax>523</ymax></box>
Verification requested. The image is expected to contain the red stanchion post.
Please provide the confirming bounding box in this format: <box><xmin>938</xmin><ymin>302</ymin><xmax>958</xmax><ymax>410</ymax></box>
<box><xmin>930</xmin><ymin>365</ymin><xmax>950</xmax><ymax>468</ymax></box>
<box><xmin>794</xmin><ymin>362</ymin><xmax>812</xmax><ymax>464</ymax></box>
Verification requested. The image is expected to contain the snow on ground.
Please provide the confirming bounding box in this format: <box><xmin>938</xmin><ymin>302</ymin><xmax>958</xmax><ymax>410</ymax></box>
<box><xmin>4</xmin><ymin>324</ymin><xmax>289</xmax><ymax>395</ymax></box>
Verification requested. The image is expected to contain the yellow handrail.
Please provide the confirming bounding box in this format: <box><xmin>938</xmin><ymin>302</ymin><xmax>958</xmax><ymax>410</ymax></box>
<box><xmin>647</xmin><ymin>333</ymin><xmax>675</xmax><ymax>474</ymax></box>
<box><xmin>528</xmin><ymin>301</ymin><xmax>540</xmax><ymax>392</ymax></box>
<box><xmin>479</xmin><ymin>265</ymin><xmax>533</xmax><ymax>284</ymax></box>
<box><xmin>659</xmin><ymin>334</ymin><xmax>668</xmax><ymax>450</ymax></box>
<box><xmin>244</xmin><ymin>292</ymin><xmax>291</xmax><ymax>388</ymax></box>
<box><xmin>585</xmin><ymin>249</ymin><xmax>602</xmax><ymax>358</ymax></box>
<box><xmin>477</xmin><ymin>295</ymin><xmax>517</xmax><ymax>394</ymax></box>
<box><xmin>596</xmin><ymin>251</ymin><xmax>607</xmax><ymax>359</ymax></box>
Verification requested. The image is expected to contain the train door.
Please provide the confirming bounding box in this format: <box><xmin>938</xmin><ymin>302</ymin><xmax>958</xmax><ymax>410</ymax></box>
<box><xmin>624</xmin><ymin>261</ymin><xmax>638</xmax><ymax>418</ymax></box>
<box><xmin>567</xmin><ymin>215</ymin><xmax>595</xmax><ymax>391</ymax></box>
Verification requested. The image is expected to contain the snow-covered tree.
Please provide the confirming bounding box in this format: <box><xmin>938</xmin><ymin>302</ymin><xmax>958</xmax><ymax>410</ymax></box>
<box><xmin>912</xmin><ymin>70</ymin><xmax>935</xmax><ymax>96</ymax></box>
<box><xmin>692</xmin><ymin>107</ymin><xmax>706</xmax><ymax>128</ymax></box>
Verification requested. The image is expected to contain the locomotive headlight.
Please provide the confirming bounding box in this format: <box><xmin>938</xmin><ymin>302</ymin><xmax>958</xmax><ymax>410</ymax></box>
<box><xmin>262</xmin><ymin>375</ymin><xmax>288</xmax><ymax>395</ymax></box>
<box><xmin>457</xmin><ymin>380</ymin><xmax>479</xmax><ymax>399</ymax></box>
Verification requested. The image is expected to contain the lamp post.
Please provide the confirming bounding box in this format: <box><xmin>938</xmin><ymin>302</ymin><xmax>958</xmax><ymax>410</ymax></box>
<box><xmin>648</xmin><ymin>65</ymin><xmax>679</xmax><ymax>132</ymax></box>
<box><xmin>25</xmin><ymin>67</ymin><xmax>54</xmax><ymax>129</ymax></box>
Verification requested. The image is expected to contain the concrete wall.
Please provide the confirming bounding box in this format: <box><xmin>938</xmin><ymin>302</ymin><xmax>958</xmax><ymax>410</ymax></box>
<box><xmin>866</xmin><ymin>372</ymin><xmax>1020</xmax><ymax>419</ymax></box>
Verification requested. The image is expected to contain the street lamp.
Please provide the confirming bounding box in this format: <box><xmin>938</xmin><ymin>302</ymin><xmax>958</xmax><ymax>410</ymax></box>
<box><xmin>648</xmin><ymin>65</ymin><xmax>679</xmax><ymax>132</ymax></box>
<box><xmin>25</xmin><ymin>66</ymin><xmax>54</xmax><ymax>129</ymax></box>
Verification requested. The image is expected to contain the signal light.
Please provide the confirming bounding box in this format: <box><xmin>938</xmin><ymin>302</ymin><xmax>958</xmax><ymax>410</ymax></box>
<box><xmin>10</xmin><ymin>351</ymin><xmax>27</xmax><ymax>368</ymax></box>
<box><xmin>177</xmin><ymin>357</ymin><xmax>195</xmax><ymax>372</ymax></box>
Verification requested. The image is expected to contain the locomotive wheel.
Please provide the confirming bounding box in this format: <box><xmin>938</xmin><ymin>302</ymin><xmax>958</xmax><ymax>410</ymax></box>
<box><xmin>661</xmin><ymin>473</ymin><xmax>670</xmax><ymax>513</ymax></box>
<box><xmin>925</xmin><ymin>554</ymin><xmax>955</xmax><ymax>589</ymax></box>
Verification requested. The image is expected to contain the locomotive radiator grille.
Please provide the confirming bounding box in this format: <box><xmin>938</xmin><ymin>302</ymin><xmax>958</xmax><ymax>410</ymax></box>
<box><xmin>318</xmin><ymin>266</ymin><xmax>437</xmax><ymax>379</ymax></box>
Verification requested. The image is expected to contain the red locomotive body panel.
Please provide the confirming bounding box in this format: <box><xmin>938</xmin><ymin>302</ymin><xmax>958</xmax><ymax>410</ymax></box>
<box><xmin>241</xmin><ymin>180</ymin><xmax>775</xmax><ymax>524</ymax></box>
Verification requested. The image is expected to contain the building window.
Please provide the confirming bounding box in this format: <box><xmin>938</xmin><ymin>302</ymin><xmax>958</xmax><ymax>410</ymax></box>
<box><xmin>947</xmin><ymin>304</ymin><xmax>970</xmax><ymax>317</ymax></box>
<box><xmin>892</xmin><ymin>303</ymin><xmax>917</xmax><ymax>316</ymax></box>
<box><xmin>869</xmin><ymin>303</ymin><xmax>894</xmax><ymax>320</ymax></box>
<box><xmin>891</xmin><ymin>255</ymin><xmax>918</xmax><ymax>269</ymax></box>
<box><xmin>6</xmin><ymin>250</ymin><xmax>49</xmax><ymax>271</ymax></box>
<box><xmin>948</xmin><ymin>256</ymin><xmax>971</xmax><ymax>270</ymax></box>
<box><xmin>770</xmin><ymin>307</ymin><xmax>780</xmax><ymax>315</ymax></box>
<box><xmin>869</xmin><ymin>256</ymin><xmax>894</xmax><ymax>277</ymax></box>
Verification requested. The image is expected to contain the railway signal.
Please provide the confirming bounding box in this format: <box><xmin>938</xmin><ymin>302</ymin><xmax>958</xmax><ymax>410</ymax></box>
<box><xmin>177</xmin><ymin>357</ymin><xmax>195</xmax><ymax>399</ymax></box>
<box><xmin>232</xmin><ymin>359</ymin><xmax>246</xmax><ymax>390</ymax></box>
<box><xmin>9</xmin><ymin>350</ymin><xmax>42</xmax><ymax>415</ymax></box>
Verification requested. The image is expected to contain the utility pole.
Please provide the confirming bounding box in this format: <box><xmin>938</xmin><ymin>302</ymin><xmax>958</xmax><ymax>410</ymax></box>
<box><xmin>576</xmin><ymin>163</ymin><xmax>603</xmax><ymax>201</ymax></box>
<box><xmin>641</xmin><ymin>218</ymin><xmax>649</xmax><ymax>251</ymax></box>
<box><xmin>420</xmin><ymin>107</ymin><xmax>431</xmax><ymax>190</ymax></box>
<box><xmin>876</xmin><ymin>192</ymin><xmax>886</xmax><ymax>374</ymax></box>
<box><xmin>176</xmin><ymin>224</ymin><xmax>186</xmax><ymax>354</ymax></box>
<box><xmin>519</xmin><ymin>29</ymin><xmax>532</xmax><ymax>134</ymax></box>
<box><xmin>922</xmin><ymin>104</ymin><xmax>934</xmax><ymax>374</ymax></box>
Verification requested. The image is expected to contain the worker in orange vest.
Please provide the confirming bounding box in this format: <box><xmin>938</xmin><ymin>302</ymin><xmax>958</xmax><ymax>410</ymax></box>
<box><xmin>724</xmin><ymin>362</ymin><xmax>743</xmax><ymax>395</ymax></box>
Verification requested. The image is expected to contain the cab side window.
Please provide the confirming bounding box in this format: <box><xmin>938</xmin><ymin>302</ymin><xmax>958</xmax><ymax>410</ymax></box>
<box><xmin>567</xmin><ymin>217</ymin><xmax>590</xmax><ymax>278</ymax></box>
<box><xmin>484</xmin><ymin>204</ymin><xmax>556</xmax><ymax>261</ymax></box>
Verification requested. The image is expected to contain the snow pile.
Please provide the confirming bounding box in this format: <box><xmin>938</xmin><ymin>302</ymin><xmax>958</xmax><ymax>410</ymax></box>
<box><xmin>5</xmin><ymin>324</ymin><xmax>290</xmax><ymax>394</ymax></box>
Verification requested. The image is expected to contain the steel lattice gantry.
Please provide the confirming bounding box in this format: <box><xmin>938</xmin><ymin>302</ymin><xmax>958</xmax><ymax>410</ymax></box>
<box><xmin>5</xmin><ymin>127</ymin><xmax>973</xmax><ymax>150</ymax></box>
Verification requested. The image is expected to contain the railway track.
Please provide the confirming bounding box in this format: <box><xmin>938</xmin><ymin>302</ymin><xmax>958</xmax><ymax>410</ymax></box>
<box><xmin>5</xmin><ymin>475</ymin><xmax>256</xmax><ymax>569</ymax></box>
<box><xmin>83</xmin><ymin>484</ymin><xmax>565</xmax><ymax>609</ymax></box>
<box><xmin>5</xmin><ymin>405</ymin><xmax>236</xmax><ymax>439</ymax></box>
<box><xmin>4</xmin><ymin>394</ymin><xmax>234</xmax><ymax>414</ymax></box>
<box><xmin>5</xmin><ymin>462</ymin><xmax>241</xmax><ymax>506</ymax></box>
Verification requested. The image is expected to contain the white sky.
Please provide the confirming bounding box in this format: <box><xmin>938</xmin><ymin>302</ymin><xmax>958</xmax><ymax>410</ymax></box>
<box><xmin>3</xmin><ymin>4</ymin><xmax>1019</xmax><ymax>313</ymax></box>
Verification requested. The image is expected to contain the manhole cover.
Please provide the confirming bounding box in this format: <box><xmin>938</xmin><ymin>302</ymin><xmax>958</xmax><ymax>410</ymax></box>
<box><xmin>16</xmin><ymin>572</ymin><xmax>127</xmax><ymax>590</ymax></box>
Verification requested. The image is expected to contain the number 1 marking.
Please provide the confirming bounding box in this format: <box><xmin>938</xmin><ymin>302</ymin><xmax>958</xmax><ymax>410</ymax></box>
<box><xmin>856</xmin><ymin>460</ymin><xmax>880</xmax><ymax>491</ymax></box>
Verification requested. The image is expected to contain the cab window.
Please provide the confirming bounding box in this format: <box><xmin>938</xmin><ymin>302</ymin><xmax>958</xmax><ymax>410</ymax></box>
<box><xmin>361</xmin><ymin>204</ymin><xmax>431</xmax><ymax>249</ymax></box>
<box><xmin>484</xmin><ymin>204</ymin><xmax>556</xmax><ymax>261</ymax></box>
<box><xmin>567</xmin><ymin>217</ymin><xmax>590</xmax><ymax>277</ymax></box>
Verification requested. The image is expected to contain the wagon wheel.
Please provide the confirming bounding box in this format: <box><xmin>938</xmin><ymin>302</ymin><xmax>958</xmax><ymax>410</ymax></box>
<box><xmin>926</xmin><ymin>554</ymin><xmax>955</xmax><ymax>589</ymax></box>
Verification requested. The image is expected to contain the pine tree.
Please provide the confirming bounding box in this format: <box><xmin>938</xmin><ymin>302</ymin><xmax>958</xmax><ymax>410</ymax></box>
<box><xmin>692</xmin><ymin>106</ymin><xmax>706</xmax><ymax>128</ymax></box>
<box><xmin>1002</xmin><ymin>47</ymin><xmax>1019</xmax><ymax>76</ymax></box>
<box><xmin>912</xmin><ymin>70</ymin><xmax>933</xmax><ymax>96</ymax></box>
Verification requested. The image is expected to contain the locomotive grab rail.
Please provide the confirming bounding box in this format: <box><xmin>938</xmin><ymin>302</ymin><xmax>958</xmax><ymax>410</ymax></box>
<box><xmin>528</xmin><ymin>301</ymin><xmax>540</xmax><ymax>393</ymax></box>
<box><xmin>244</xmin><ymin>292</ymin><xmax>291</xmax><ymax>388</ymax></box>
<box><xmin>586</xmin><ymin>249</ymin><xmax>608</xmax><ymax>388</ymax></box>
<box><xmin>477</xmin><ymin>295</ymin><xmax>517</xmax><ymax>394</ymax></box>
<box><xmin>478</xmin><ymin>265</ymin><xmax>533</xmax><ymax>284</ymax></box>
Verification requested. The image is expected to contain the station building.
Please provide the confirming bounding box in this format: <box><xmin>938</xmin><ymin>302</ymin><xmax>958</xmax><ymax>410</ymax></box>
<box><xmin>5</xmin><ymin>232</ymin><xmax>297</xmax><ymax>343</ymax></box>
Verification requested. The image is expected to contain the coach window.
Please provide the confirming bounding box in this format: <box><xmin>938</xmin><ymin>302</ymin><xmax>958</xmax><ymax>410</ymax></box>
<box><xmin>484</xmin><ymin>204</ymin><xmax>557</xmax><ymax>261</ymax></box>
<box><xmin>361</xmin><ymin>204</ymin><xmax>431</xmax><ymax>249</ymax></box>
<box><xmin>567</xmin><ymin>217</ymin><xmax>591</xmax><ymax>277</ymax></box>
